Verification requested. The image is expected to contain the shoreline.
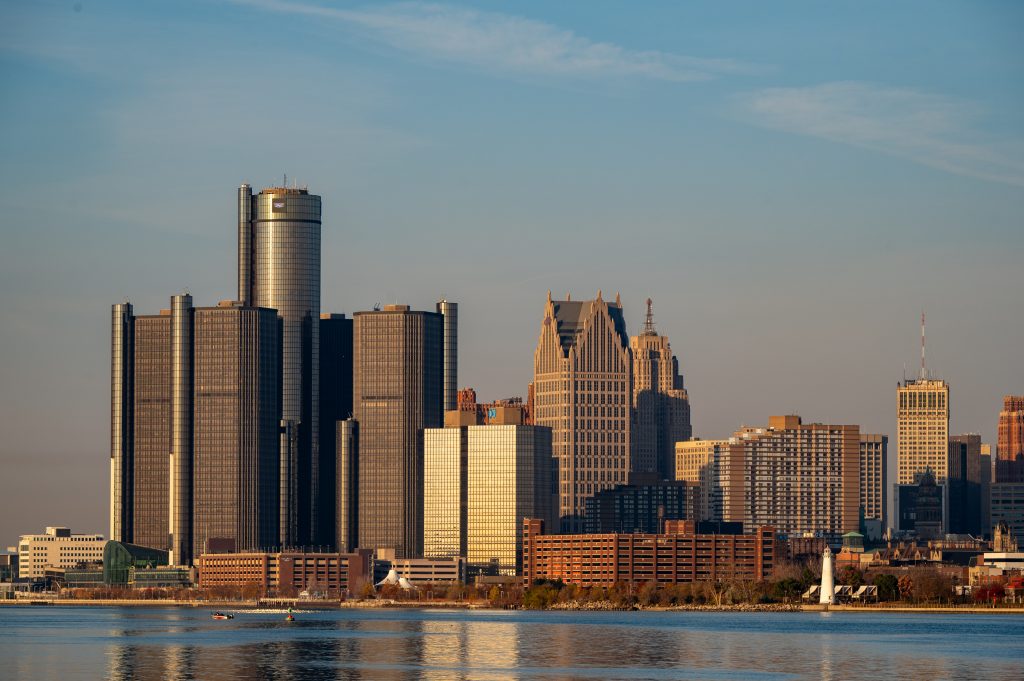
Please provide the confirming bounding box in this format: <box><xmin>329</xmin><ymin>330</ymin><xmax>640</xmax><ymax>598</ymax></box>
<box><xmin>3</xmin><ymin>599</ymin><xmax>1023</xmax><ymax>614</ymax></box>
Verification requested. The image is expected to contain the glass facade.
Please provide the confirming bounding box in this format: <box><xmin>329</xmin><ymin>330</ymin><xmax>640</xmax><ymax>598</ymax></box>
<box><xmin>110</xmin><ymin>303</ymin><xmax>134</xmax><ymax>543</ymax></box>
<box><xmin>192</xmin><ymin>305</ymin><xmax>281</xmax><ymax>557</ymax></box>
<box><xmin>436</xmin><ymin>300</ymin><xmax>458</xmax><ymax>412</ymax></box>
<box><xmin>353</xmin><ymin>306</ymin><xmax>443</xmax><ymax>558</ymax></box>
<box><xmin>319</xmin><ymin>314</ymin><xmax>353</xmax><ymax>547</ymax></box>
<box><xmin>169</xmin><ymin>294</ymin><xmax>193</xmax><ymax>566</ymax></box>
<box><xmin>241</xmin><ymin>185</ymin><xmax>321</xmax><ymax>546</ymax></box>
<box><xmin>467</xmin><ymin>425</ymin><xmax>555</xmax><ymax>575</ymax></box>
<box><xmin>423</xmin><ymin>427</ymin><xmax>467</xmax><ymax>559</ymax></box>
<box><xmin>335</xmin><ymin>419</ymin><xmax>359</xmax><ymax>552</ymax></box>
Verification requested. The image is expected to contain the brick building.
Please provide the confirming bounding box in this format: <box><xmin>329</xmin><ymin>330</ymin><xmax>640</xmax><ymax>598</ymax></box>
<box><xmin>522</xmin><ymin>518</ymin><xmax>774</xmax><ymax>587</ymax></box>
<box><xmin>197</xmin><ymin>550</ymin><xmax>372</xmax><ymax>596</ymax></box>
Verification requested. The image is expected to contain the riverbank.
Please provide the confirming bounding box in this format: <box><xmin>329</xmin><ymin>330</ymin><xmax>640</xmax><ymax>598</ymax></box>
<box><xmin>4</xmin><ymin>598</ymin><xmax>1023</xmax><ymax>613</ymax></box>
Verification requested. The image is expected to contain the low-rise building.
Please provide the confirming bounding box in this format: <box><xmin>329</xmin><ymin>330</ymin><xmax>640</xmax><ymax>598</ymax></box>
<box><xmin>522</xmin><ymin>518</ymin><xmax>774</xmax><ymax>587</ymax></box>
<box><xmin>374</xmin><ymin>555</ymin><xmax>466</xmax><ymax>585</ymax></box>
<box><xmin>16</xmin><ymin>527</ymin><xmax>105</xmax><ymax>580</ymax></box>
<box><xmin>197</xmin><ymin>551</ymin><xmax>373</xmax><ymax>597</ymax></box>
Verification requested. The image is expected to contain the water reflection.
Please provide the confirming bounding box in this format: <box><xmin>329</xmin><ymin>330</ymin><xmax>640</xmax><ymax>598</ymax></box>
<box><xmin>6</xmin><ymin>608</ymin><xmax>1021</xmax><ymax>681</ymax></box>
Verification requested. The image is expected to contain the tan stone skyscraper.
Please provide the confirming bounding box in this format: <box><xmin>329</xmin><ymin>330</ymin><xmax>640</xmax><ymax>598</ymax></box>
<box><xmin>630</xmin><ymin>298</ymin><xmax>690</xmax><ymax>479</ymax></box>
<box><xmin>533</xmin><ymin>291</ymin><xmax>631</xmax><ymax>532</ymax></box>
<box><xmin>897</xmin><ymin>378</ymin><xmax>950</xmax><ymax>483</ymax></box>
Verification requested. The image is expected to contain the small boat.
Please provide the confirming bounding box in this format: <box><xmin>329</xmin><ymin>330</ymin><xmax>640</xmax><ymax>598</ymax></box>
<box><xmin>212</xmin><ymin>612</ymin><xmax>234</xmax><ymax>620</ymax></box>
<box><xmin>285</xmin><ymin>614</ymin><xmax>295</xmax><ymax>622</ymax></box>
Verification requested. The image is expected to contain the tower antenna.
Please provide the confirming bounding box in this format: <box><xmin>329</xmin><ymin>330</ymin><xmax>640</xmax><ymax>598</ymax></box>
<box><xmin>643</xmin><ymin>298</ymin><xmax>656</xmax><ymax>335</ymax></box>
<box><xmin>920</xmin><ymin>311</ymin><xmax>926</xmax><ymax>380</ymax></box>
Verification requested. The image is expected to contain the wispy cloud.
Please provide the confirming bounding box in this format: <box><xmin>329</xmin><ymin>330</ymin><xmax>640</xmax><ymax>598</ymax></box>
<box><xmin>231</xmin><ymin>0</ymin><xmax>757</xmax><ymax>82</ymax></box>
<box><xmin>741</xmin><ymin>81</ymin><xmax>1024</xmax><ymax>187</ymax></box>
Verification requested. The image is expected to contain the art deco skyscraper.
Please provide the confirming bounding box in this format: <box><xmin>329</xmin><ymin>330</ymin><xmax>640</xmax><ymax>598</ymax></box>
<box><xmin>238</xmin><ymin>183</ymin><xmax>321</xmax><ymax>547</ymax></box>
<box><xmin>897</xmin><ymin>378</ymin><xmax>950</xmax><ymax>484</ymax></box>
<box><xmin>353</xmin><ymin>304</ymin><xmax>443</xmax><ymax>557</ymax></box>
<box><xmin>630</xmin><ymin>298</ymin><xmax>691</xmax><ymax>480</ymax></box>
<box><xmin>533</xmin><ymin>291</ymin><xmax>631</xmax><ymax>532</ymax></box>
<box><xmin>191</xmin><ymin>302</ymin><xmax>281</xmax><ymax>558</ymax></box>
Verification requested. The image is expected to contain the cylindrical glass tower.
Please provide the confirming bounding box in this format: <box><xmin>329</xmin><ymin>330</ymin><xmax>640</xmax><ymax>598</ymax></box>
<box><xmin>110</xmin><ymin>302</ymin><xmax>134</xmax><ymax>543</ymax></box>
<box><xmin>169</xmin><ymin>293</ymin><xmax>193</xmax><ymax>566</ymax></box>
<box><xmin>241</xmin><ymin>185</ymin><xmax>321</xmax><ymax>547</ymax></box>
<box><xmin>437</xmin><ymin>300</ymin><xmax>458</xmax><ymax>412</ymax></box>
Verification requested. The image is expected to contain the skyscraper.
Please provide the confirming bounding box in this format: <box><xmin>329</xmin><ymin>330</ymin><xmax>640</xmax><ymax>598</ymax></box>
<box><xmin>630</xmin><ymin>298</ymin><xmax>690</xmax><ymax>479</ymax></box>
<box><xmin>335</xmin><ymin>418</ymin><xmax>358</xmax><ymax>553</ymax></box>
<box><xmin>533</xmin><ymin>291</ymin><xmax>631</xmax><ymax>532</ymax></box>
<box><xmin>191</xmin><ymin>302</ymin><xmax>281</xmax><ymax>558</ymax></box>
<box><xmin>110</xmin><ymin>302</ymin><xmax>134</xmax><ymax>543</ymax></box>
<box><xmin>897</xmin><ymin>378</ymin><xmax>950</xmax><ymax>484</ymax></box>
<box><xmin>168</xmin><ymin>293</ymin><xmax>194</xmax><ymax>566</ymax></box>
<box><xmin>436</xmin><ymin>300</ymin><xmax>458</xmax><ymax>412</ymax></box>
<box><xmin>318</xmin><ymin>313</ymin><xmax>353</xmax><ymax>548</ymax></box>
<box><xmin>353</xmin><ymin>304</ymin><xmax>443</xmax><ymax>558</ymax></box>
<box><xmin>423</xmin><ymin>426</ymin><xmax>467</xmax><ymax>560</ymax></box>
<box><xmin>238</xmin><ymin>183</ymin><xmax>321</xmax><ymax>547</ymax></box>
<box><xmin>947</xmin><ymin>433</ymin><xmax>984</xmax><ymax>536</ymax></box>
<box><xmin>859</xmin><ymin>434</ymin><xmax>887</xmax><ymax>529</ymax></box>
<box><xmin>675</xmin><ymin>438</ymin><xmax>734</xmax><ymax>522</ymax></box>
<box><xmin>998</xmin><ymin>396</ymin><xmax>1024</xmax><ymax>462</ymax></box>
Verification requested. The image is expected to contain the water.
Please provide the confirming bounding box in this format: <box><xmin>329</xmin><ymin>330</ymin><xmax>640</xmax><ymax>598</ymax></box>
<box><xmin>1</xmin><ymin>606</ymin><xmax>1021</xmax><ymax>680</ymax></box>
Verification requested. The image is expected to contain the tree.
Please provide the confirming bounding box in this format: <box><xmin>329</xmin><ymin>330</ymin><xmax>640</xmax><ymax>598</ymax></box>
<box><xmin>837</xmin><ymin>566</ymin><xmax>864</xmax><ymax>588</ymax></box>
<box><xmin>897</xmin><ymin>575</ymin><xmax>913</xmax><ymax>601</ymax></box>
<box><xmin>637</xmin><ymin>581</ymin><xmax>659</xmax><ymax>607</ymax></box>
<box><xmin>872</xmin><ymin>574</ymin><xmax>899</xmax><ymax>602</ymax></box>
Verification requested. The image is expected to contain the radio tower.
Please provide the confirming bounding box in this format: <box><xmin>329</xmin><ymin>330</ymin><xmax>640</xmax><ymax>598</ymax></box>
<box><xmin>642</xmin><ymin>298</ymin><xmax>657</xmax><ymax>336</ymax></box>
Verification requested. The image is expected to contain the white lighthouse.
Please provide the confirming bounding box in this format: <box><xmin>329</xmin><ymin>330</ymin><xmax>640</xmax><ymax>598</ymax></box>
<box><xmin>819</xmin><ymin>547</ymin><xmax>835</xmax><ymax>605</ymax></box>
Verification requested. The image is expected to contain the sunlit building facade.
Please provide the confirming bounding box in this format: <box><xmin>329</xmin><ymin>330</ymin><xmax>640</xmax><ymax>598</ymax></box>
<box><xmin>897</xmin><ymin>378</ymin><xmax>950</xmax><ymax>484</ymax></box>
<box><xmin>675</xmin><ymin>439</ymin><xmax>733</xmax><ymax>522</ymax></box>
<box><xmin>423</xmin><ymin>426</ymin><xmax>467</xmax><ymax>560</ymax></box>
<box><xmin>859</xmin><ymin>434</ymin><xmax>888</xmax><ymax>527</ymax></box>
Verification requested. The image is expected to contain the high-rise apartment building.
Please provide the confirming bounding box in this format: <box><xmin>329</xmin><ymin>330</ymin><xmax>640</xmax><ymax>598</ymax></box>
<box><xmin>238</xmin><ymin>184</ymin><xmax>321</xmax><ymax>547</ymax></box>
<box><xmin>533</xmin><ymin>291</ymin><xmax>631</xmax><ymax>532</ymax></box>
<box><xmin>859</xmin><ymin>434</ymin><xmax>888</xmax><ymax>527</ymax></box>
<box><xmin>998</xmin><ymin>396</ymin><xmax>1024</xmax><ymax>462</ymax></box>
<box><xmin>675</xmin><ymin>439</ymin><xmax>734</xmax><ymax>522</ymax></box>
<box><xmin>897</xmin><ymin>378</ymin><xmax>950</xmax><ymax>484</ymax></box>
<box><xmin>191</xmin><ymin>302</ymin><xmax>281</xmax><ymax>558</ymax></box>
<box><xmin>353</xmin><ymin>304</ymin><xmax>443</xmax><ymax>558</ymax></box>
<box><xmin>724</xmin><ymin>416</ymin><xmax>860</xmax><ymax>538</ymax></box>
<box><xmin>319</xmin><ymin>313</ymin><xmax>353</xmax><ymax>548</ymax></box>
<box><xmin>630</xmin><ymin>299</ymin><xmax>691</xmax><ymax>480</ymax></box>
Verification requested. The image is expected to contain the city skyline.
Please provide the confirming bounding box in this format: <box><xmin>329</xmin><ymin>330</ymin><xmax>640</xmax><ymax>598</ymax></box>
<box><xmin>2</xmin><ymin>1</ymin><xmax>1023</xmax><ymax>544</ymax></box>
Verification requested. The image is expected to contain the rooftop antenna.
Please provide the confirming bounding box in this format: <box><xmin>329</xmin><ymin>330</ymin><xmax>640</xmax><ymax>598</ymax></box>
<box><xmin>642</xmin><ymin>298</ymin><xmax>657</xmax><ymax>335</ymax></box>
<box><xmin>920</xmin><ymin>311</ymin><xmax>926</xmax><ymax>380</ymax></box>
<box><xmin>283</xmin><ymin>173</ymin><xmax>287</xmax><ymax>188</ymax></box>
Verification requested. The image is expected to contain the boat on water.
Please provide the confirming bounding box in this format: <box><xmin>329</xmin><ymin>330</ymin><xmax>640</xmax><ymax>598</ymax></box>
<box><xmin>212</xmin><ymin>612</ymin><xmax>234</xmax><ymax>620</ymax></box>
<box><xmin>285</xmin><ymin>614</ymin><xmax>295</xmax><ymax>622</ymax></box>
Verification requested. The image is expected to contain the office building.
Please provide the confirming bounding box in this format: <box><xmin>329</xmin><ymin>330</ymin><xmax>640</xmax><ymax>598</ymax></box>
<box><xmin>168</xmin><ymin>293</ymin><xmax>194</xmax><ymax>566</ymax></box>
<box><xmin>16</xmin><ymin>527</ymin><xmax>105</xmax><ymax>580</ymax></box>
<box><xmin>319</xmin><ymin>313</ymin><xmax>353</xmax><ymax>547</ymax></box>
<box><xmin>353</xmin><ymin>304</ymin><xmax>443</xmax><ymax>558</ymax></box>
<box><xmin>197</xmin><ymin>550</ymin><xmax>372</xmax><ymax>597</ymax></box>
<box><xmin>998</xmin><ymin>396</ymin><xmax>1024</xmax><ymax>462</ymax></box>
<box><xmin>373</xmin><ymin>555</ymin><xmax>466</xmax><ymax>585</ymax></box>
<box><xmin>129</xmin><ymin>309</ymin><xmax>171</xmax><ymax>552</ymax></box>
<box><xmin>630</xmin><ymin>298</ymin><xmax>691</xmax><ymax>479</ymax></box>
<box><xmin>859</xmin><ymin>434</ymin><xmax>888</xmax><ymax>528</ymax></box>
<box><xmin>238</xmin><ymin>183</ymin><xmax>322</xmax><ymax>547</ymax></box>
<box><xmin>894</xmin><ymin>470</ymin><xmax>946</xmax><ymax>539</ymax></box>
<box><xmin>897</xmin><ymin>378</ymin><xmax>950</xmax><ymax>484</ymax></box>
<box><xmin>423</xmin><ymin>425</ymin><xmax>467</xmax><ymax>560</ymax></box>
<box><xmin>533</xmin><ymin>291</ymin><xmax>631</xmax><ymax>532</ymax></box>
<box><xmin>110</xmin><ymin>302</ymin><xmax>134</xmax><ymax>544</ymax></box>
<box><xmin>437</xmin><ymin>300</ymin><xmax>458</xmax><ymax>412</ymax></box>
<box><xmin>583</xmin><ymin>475</ymin><xmax>695</xmax><ymax>534</ymax></box>
<box><xmin>335</xmin><ymin>419</ymin><xmax>358</xmax><ymax>553</ymax></box>
<box><xmin>991</xmin><ymin>483</ymin><xmax>1024</xmax><ymax>541</ymax></box>
<box><xmin>454</xmin><ymin>387</ymin><xmax>526</xmax><ymax>426</ymax></box>
<box><xmin>675</xmin><ymin>439</ymin><xmax>735</xmax><ymax>522</ymax></box>
<box><xmin>732</xmin><ymin>416</ymin><xmax>860</xmax><ymax>538</ymax></box>
<box><xmin>466</xmin><ymin>424</ymin><xmax>555</xmax><ymax>575</ymax></box>
<box><xmin>947</xmin><ymin>433</ymin><xmax>984</xmax><ymax>536</ymax></box>
<box><xmin>191</xmin><ymin>302</ymin><xmax>281</xmax><ymax>558</ymax></box>
<box><xmin>522</xmin><ymin>519</ymin><xmax>775</xmax><ymax>587</ymax></box>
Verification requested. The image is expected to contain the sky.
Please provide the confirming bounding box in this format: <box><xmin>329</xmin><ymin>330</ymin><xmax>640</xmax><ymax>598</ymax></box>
<box><xmin>1</xmin><ymin>1</ymin><xmax>1022</xmax><ymax>546</ymax></box>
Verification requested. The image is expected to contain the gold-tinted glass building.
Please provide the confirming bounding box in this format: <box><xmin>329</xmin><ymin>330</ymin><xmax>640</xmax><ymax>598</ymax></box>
<box><xmin>467</xmin><ymin>424</ymin><xmax>555</xmax><ymax>575</ymax></box>
<box><xmin>353</xmin><ymin>304</ymin><xmax>443</xmax><ymax>558</ymax></box>
<box><xmin>897</xmin><ymin>378</ymin><xmax>950</xmax><ymax>484</ymax></box>
<box><xmin>630</xmin><ymin>299</ymin><xmax>690</xmax><ymax>480</ymax></box>
<box><xmin>533</xmin><ymin>291</ymin><xmax>631</xmax><ymax>532</ymax></box>
<box><xmin>423</xmin><ymin>426</ymin><xmax>467</xmax><ymax>560</ymax></box>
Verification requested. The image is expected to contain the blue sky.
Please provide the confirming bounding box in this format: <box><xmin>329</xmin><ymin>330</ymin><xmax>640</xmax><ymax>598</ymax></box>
<box><xmin>1</xmin><ymin>1</ymin><xmax>1022</xmax><ymax>542</ymax></box>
